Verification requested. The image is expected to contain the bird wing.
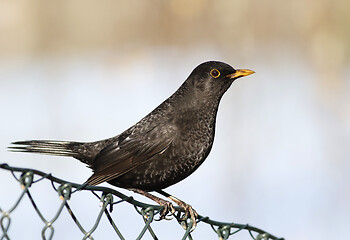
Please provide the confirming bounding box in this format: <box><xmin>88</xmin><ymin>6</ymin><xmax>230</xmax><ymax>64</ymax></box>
<box><xmin>86</xmin><ymin>122</ymin><xmax>177</xmax><ymax>185</ymax></box>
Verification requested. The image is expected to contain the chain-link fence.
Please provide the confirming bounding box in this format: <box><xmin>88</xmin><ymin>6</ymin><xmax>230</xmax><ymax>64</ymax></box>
<box><xmin>0</xmin><ymin>163</ymin><xmax>284</xmax><ymax>240</ymax></box>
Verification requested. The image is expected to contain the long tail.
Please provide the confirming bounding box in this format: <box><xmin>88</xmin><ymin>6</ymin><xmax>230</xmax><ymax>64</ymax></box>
<box><xmin>9</xmin><ymin>140</ymin><xmax>82</xmax><ymax>158</ymax></box>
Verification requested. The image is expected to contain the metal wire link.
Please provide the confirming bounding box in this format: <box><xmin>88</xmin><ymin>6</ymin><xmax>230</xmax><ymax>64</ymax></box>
<box><xmin>0</xmin><ymin>163</ymin><xmax>284</xmax><ymax>240</ymax></box>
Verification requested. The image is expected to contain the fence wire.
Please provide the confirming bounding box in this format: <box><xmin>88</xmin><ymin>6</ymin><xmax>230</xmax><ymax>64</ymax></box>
<box><xmin>0</xmin><ymin>163</ymin><xmax>284</xmax><ymax>240</ymax></box>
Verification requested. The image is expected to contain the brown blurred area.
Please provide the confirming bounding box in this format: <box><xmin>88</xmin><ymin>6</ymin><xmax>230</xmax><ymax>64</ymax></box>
<box><xmin>1</xmin><ymin>0</ymin><xmax>349</xmax><ymax>93</ymax></box>
<box><xmin>1</xmin><ymin>0</ymin><xmax>349</xmax><ymax>62</ymax></box>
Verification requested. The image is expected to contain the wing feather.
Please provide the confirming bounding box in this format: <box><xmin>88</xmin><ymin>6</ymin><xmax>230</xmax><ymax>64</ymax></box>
<box><xmin>86</xmin><ymin>122</ymin><xmax>177</xmax><ymax>186</ymax></box>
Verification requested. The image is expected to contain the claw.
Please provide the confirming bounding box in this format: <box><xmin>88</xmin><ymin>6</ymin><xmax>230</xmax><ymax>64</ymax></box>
<box><xmin>180</xmin><ymin>203</ymin><xmax>198</xmax><ymax>231</ymax></box>
<box><xmin>155</xmin><ymin>199</ymin><xmax>176</xmax><ymax>221</ymax></box>
<box><xmin>169</xmin><ymin>197</ymin><xmax>198</xmax><ymax>231</ymax></box>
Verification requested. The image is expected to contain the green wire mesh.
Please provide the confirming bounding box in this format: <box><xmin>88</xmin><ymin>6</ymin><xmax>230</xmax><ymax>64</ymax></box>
<box><xmin>0</xmin><ymin>163</ymin><xmax>284</xmax><ymax>240</ymax></box>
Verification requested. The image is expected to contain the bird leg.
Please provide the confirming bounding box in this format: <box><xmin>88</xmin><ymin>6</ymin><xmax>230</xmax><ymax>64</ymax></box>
<box><xmin>157</xmin><ymin>190</ymin><xmax>198</xmax><ymax>230</ymax></box>
<box><xmin>130</xmin><ymin>189</ymin><xmax>176</xmax><ymax>220</ymax></box>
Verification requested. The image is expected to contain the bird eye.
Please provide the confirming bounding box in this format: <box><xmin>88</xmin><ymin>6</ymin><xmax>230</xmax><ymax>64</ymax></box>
<box><xmin>210</xmin><ymin>69</ymin><xmax>220</xmax><ymax>78</ymax></box>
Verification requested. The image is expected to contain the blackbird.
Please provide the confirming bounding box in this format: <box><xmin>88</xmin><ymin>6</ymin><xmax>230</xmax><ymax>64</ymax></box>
<box><xmin>10</xmin><ymin>61</ymin><xmax>254</xmax><ymax>228</ymax></box>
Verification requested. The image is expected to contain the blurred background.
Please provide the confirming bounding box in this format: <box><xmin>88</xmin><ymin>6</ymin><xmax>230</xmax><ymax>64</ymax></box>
<box><xmin>1</xmin><ymin>0</ymin><xmax>349</xmax><ymax>239</ymax></box>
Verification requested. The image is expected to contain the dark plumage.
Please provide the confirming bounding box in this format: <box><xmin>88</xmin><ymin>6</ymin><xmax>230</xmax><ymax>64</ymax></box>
<box><xmin>10</xmin><ymin>61</ymin><xmax>254</xmax><ymax>225</ymax></box>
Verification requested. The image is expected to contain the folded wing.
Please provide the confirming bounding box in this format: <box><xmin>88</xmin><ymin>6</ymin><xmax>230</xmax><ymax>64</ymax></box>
<box><xmin>86</xmin><ymin>123</ymin><xmax>177</xmax><ymax>185</ymax></box>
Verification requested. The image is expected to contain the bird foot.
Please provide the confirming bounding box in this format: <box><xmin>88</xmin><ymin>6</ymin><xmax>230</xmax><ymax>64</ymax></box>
<box><xmin>171</xmin><ymin>198</ymin><xmax>198</xmax><ymax>231</ymax></box>
<box><xmin>130</xmin><ymin>188</ymin><xmax>198</xmax><ymax>229</ymax></box>
<box><xmin>155</xmin><ymin>199</ymin><xmax>176</xmax><ymax>221</ymax></box>
<box><xmin>180</xmin><ymin>204</ymin><xmax>198</xmax><ymax>230</ymax></box>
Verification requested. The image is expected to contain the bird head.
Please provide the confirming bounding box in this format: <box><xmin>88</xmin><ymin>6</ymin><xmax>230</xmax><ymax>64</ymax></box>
<box><xmin>185</xmin><ymin>61</ymin><xmax>255</xmax><ymax>100</ymax></box>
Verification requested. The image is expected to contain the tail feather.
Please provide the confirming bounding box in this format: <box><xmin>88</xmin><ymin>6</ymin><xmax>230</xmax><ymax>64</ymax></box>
<box><xmin>9</xmin><ymin>140</ymin><xmax>80</xmax><ymax>158</ymax></box>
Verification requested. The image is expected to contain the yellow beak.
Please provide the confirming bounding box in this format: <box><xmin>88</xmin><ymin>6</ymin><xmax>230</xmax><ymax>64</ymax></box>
<box><xmin>226</xmin><ymin>69</ymin><xmax>255</xmax><ymax>79</ymax></box>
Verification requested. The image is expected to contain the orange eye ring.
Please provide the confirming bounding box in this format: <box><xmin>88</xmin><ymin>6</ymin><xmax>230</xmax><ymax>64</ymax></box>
<box><xmin>210</xmin><ymin>69</ymin><xmax>220</xmax><ymax>78</ymax></box>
